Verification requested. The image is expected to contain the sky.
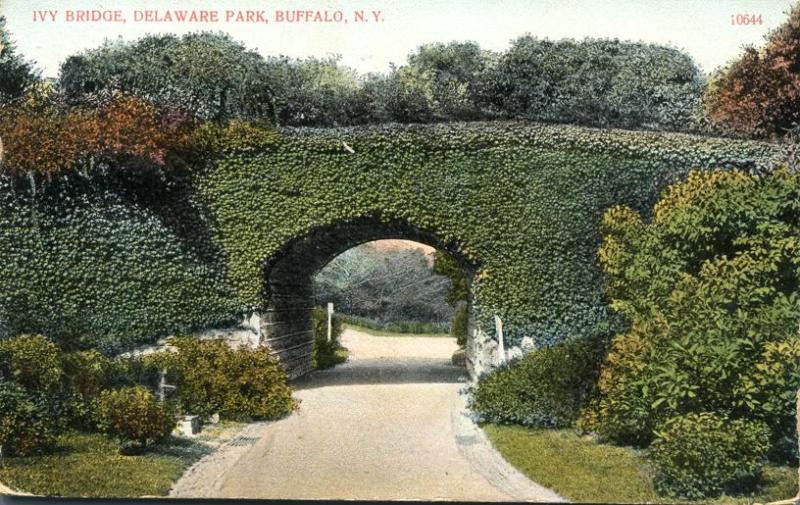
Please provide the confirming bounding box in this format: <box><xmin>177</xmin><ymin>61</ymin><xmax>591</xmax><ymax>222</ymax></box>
<box><xmin>1</xmin><ymin>0</ymin><xmax>797</xmax><ymax>78</ymax></box>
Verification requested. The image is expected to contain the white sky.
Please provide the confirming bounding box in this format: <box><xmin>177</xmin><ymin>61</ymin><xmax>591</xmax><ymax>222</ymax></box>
<box><xmin>1</xmin><ymin>0</ymin><xmax>796</xmax><ymax>78</ymax></box>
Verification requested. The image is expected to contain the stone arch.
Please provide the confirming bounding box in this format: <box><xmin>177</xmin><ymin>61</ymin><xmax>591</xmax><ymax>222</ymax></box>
<box><xmin>258</xmin><ymin>216</ymin><xmax>478</xmax><ymax>378</ymax></box>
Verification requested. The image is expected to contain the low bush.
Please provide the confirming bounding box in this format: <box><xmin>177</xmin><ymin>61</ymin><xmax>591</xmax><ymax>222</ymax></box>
<box><xmin>470</xmin><ymin>333</ymin><xmax>607</xmax><ymax>428</ymax></box>
<box><xmin>161</xmin><ymin>337</ymin><xmax>296</xmax><ymax>420</ymax></box>
<box><xmin>0</xmin><ymin>379</ymin><xmax>56</xmax><ymax>456</ymax></box>
<box><xmin>0</xmin><ymin>334</ymin><xmax>62</xmax><ymax>392</ymax></box>
<box><xmin>650</xmin><ymin>413</ymin><xmax>770</xmax><ymax>499</ymax></box>
<box><xmin>340</xmin><ymin>314</ymin><xmax>450</xmax><ymax>334</ymax></box>
<box><xmin>312</xmin><ymin>307</ymin><xmax>346</xmax><ymax>369</ymax></box>
<box><xmin>97</xmin><ymin>386</ymin><xmax>175</xmax><ymax>454</ymax></box>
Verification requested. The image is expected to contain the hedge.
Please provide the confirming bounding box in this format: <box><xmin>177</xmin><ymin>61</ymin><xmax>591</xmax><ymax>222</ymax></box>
<box><xmin>0</xmin><ymin>121</ymin><xmax>784</xmax><ymax>351</ymax></box>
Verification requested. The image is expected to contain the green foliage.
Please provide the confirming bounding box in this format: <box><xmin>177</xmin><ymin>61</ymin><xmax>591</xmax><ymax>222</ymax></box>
<box><xmin>585</xmin><ymin>169</ymin><xmax>800</xmax><ymax>448</ymax></box>
<box><xmin>0</xmin><ymin>174</ymin><xmax>240</xmax><ymax>352</ymax></box>
<box><xmin>433</xmin><ymin>251</ymin><xmax>469</xmax><ymax>304</ymax></box>
<box><xmin>159</xmin><ymin>336</ymin><xmax>297</xmax><ymax>420</ymax></box>
<box><xmin>97</xmin><ymin>386</ymin><xmax>175</xmax><ymax>454</ymax></box>
<box><xmin>0</xmin><ymin>379</ymin><xmax>56</xmax><ymax>456</ymax></box>
<box><xmin>340</xmin><ymin>315</ymin><xmax>450</xmax><ymax>335</ymax></box>
<box><xmin>484</xmin><ymin>423</ymin><xmax>796</xmax><ymax>504</ymax></box>
<box><xmin>0</xmin><ymin>16</ymin><xmax>39</xmax><ymax>104</ymax></box>
<box><xmin>477</xmin><ymin>36</ymin><xmax>705</xmax><ymax>131</ymax></box>
<box><xmin>471</xmin><ymin>333</ymin><xmax>608</xmax><ymax>428</ymax></box>
<box><xmin>312</xmin><ymin>307</ymin><xmax>346</xmax><ymax>369</ymax></box>
<box><xmin>197</xmin><ymin>122</ymin><xmax>779</xmax><ymax>348</ymax></box>
<box><xmin>61</xmin><ymin>350</ymin><xmax>115</xmax><ymax>398</ymax></box>
<box><xmin>59</xmin><ymin>32</ymin><xmax>275</xmax><ymax>121</ymax></box>
<box><xmin>265</xmin><ymin>55</ymin><xmax>368</xmax><ymax>126</ymax></box>
<box><xmin>0</xmin><ymin>122</ymin><xmax>781</xmax><ymax>353</ymax></box>
<box><xmin>650</xmin><ymin>413</ymin><xmax>771</xmax><ymax>499</ymax></box>
<box><xmin>451</xmin><ymin>304</ymin><xmax>468</xmax><ymax>348</ymax></box>
<box><xmin>0</xmin><ymin>431</ymin><xmax>211</xmax><ymax>497</ymax></box>
<box><xmin>0</xmin><ymin>334</ymin><xmax>62</xmax><ymax>391</ymax></box>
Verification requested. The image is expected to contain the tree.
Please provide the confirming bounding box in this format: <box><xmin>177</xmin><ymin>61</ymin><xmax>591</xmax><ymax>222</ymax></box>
<box><xmin>476</xmin><ymin>36</ymin><xmax>704</xmax><ymax>131</ymax></box>
<box><xmin>59</xmin><ymin>32</ymin><xmax>276</xmax><ymax>122</ymax></box>
<box><xmin>705</xmin><ymin>4</ymin><xmax>800</xmax><ymax>139</ymax></box>
<box><xmin>0</xmin><ymin>16</ymin><xmax>39</xmax><ymax>104</ymax></box>
<box><xmin>314</xmin><ymin>244</ymin><xmax>454</xmax><ymax>323</ymax></box>
<box><xmin>584</xmin><ymin>169</ymin><xmax>800</xmax><ymax>460</ymax></box>
<box><xmin>263</xmin><ymin>55</ymin><xmax>368</xmax><ymax>126</ymax></box>
<box><xmin>401</xmin><ymin>42</ymin><xmax>490</xmax><ymax>121</ymax></box>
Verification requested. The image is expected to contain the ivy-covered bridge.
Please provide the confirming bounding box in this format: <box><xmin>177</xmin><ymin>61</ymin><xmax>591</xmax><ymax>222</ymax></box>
<box><xmin>0</xmin><ymin>121</ymin><xmax>783</xmax><ymax>378</ymax></box>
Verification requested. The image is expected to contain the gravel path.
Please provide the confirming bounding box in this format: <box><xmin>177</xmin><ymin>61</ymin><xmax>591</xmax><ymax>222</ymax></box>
<box><xmin>170</xmin><ymin>328</ymin><xmax>565</xmax><ymax>501</ymax></box>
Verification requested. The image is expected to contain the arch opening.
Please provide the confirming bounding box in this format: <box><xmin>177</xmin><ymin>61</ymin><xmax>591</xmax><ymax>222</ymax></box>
<box><xmin>257</xmin><ymin>217</ymin><xmax>478</xmax><ymax>378</ymax></box>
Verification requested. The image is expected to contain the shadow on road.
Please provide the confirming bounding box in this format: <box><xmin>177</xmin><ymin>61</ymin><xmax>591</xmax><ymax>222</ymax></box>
<box><xmin>292</xmin><ymin>357</ymin><xmax>468</xmax><ymax>390</ymax></box>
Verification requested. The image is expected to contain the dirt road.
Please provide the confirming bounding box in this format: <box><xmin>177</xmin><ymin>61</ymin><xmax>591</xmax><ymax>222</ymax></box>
<box><xmin>170</xmin><ymin>328</ymin><xmax>564</xmax><ymax>501</ymax></box>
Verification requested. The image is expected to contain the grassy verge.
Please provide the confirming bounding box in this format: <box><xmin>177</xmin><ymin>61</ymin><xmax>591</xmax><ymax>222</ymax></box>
<box><xmin>339</xmin><ymin>315</ymin><xmax>450</xmax><ymax>336</ymax></box>
<box><xmin>344</xmin><ymin>323</ymin><xmax>450</xmax><ymax>338</ymax></box>
<box><xmin>317</xmin><ymin>346</ymin><xmax>349</xmax><ymax>369</ymax></box>
<box><xmin>0</xmin><ymin>431</ymin><xmax>211</xmax><ymax>497</ymax></box>
<box><xmin>483</xmin><ymin>424</ymin><xmax>797</xmax><ymax>504</ymax></box>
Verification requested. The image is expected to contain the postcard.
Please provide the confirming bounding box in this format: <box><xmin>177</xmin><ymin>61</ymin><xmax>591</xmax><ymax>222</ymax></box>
<box><xmin>0</xmin><ymin>0</ymin><xmax>798</xmax><ymax>501</ymax></box>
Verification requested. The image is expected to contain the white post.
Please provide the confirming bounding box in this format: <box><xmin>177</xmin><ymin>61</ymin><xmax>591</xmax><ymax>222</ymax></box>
<box><xmin>494</xmin><ymin>315</ymin><xmax>505</xmax><ymax>365</ymax></box>
<box><xmin>327</xmin><ymin>302</ymin><xmax>334</xmax><ymax>342</ymax></box>
<box><xmin>159</xmin><ymin>369</ymin><xmax>167</xmax><ymax>403</ymax></box>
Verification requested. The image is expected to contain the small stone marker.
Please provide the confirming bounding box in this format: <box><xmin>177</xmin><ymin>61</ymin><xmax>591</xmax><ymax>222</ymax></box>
<box><xmin>175</xmin><ymin>415</ymin><xmax>201</xmax><ymax>437</ymax></box>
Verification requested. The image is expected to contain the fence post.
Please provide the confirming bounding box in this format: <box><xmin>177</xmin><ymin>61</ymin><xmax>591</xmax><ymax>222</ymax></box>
<box><xmin>327</xmin><ymin>302</ymin><xmax>334</xmax><ymax>342</ymax></box>
<box><xmin>494</xmin><ymin>315</ymin><xmax>505</xmax><ymax>366</ymax></box>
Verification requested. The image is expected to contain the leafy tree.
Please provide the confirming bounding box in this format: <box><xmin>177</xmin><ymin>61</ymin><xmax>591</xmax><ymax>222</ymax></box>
<box><xmin>477</xmin><ymin>36</ymin><xmax>704</xmax><ymax>131</ymax></box>
<box><xmin>0</xmin><ymin>94</ymin><xmax>186</xmax><ymax>180</ymax></box>
<box><xmin>314</xmin><ymin>243</ymin><xmax>454</xmax><ymax>323</ymax></box>
<box><xmin>584</xmin><ymin>170</ymin><xmax>800</xmax><ymax>458</ymax></box>
<box><xmin>59</xmin><ymin>32</ymin><xmax>275</xmax><ymax>122</ymax></box>
<box><xmin>705</xmin><ymin>3</ymin><xmax>800</xmax><ymax>139</ymax></box>
<box><xmin>263</xmin><ymin>55</ymin><xmax>368</xmax><ymax>126</ymax></box>
<box><xmin>0</xmin><ymin>16</ymin><xmax>39</xmax><ymax>104</ymax></box>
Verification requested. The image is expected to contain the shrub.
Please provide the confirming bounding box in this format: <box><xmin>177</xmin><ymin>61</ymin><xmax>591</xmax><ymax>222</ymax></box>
<box><xmin>312</xmin><ymin>307</ymin><xmax>346</xmax><ymax>369</ymax></box>
<box><xmin>451</xmin><ymin>304</ymin><xmax>468</xmax><ymax>348</ymax></box>
<box><xmin>585</xmin><ymin>170</ymin><xmax>800</xmax><ymax>447</ymax></box>
<box><xmin>97</xmin><ymin>386</ymin><xmax>175</xmax><ymax>454</ymax></box>
<box><xmin>0</xmin><ymin>334</ymin><xmax>62</xmax><ymax>391</ymax></box>
<box><xmin>164</xmin><ymin>337</ymin><xmax>296</xmax><ymax>420</ymax></box>
<box><xmin>470</xmin><ymin>333</ymin><xmax>607</xmax><ymax>428</ymax></box>
<box><xmin>0</xmin><ymin>379</ymin><xmax>56</xmax><ymax>456</ymax></box>
<box><xmin>61</xmin><ymin>350</ymin><xmax>114</xmax><ymax>397</ymax></box>
<box><xmin>650</xmin><ymin>413</ymin><xmax>770</xmax><ymax>499</ymax></box>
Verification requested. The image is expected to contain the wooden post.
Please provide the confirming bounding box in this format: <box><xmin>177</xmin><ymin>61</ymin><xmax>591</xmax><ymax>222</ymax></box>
<box><xmin>494</xmin><ymin>315</ymin><xmax>505</xmax><ymax>365</ymax></box>
<box><xmin>327</xmin><ymin>302</ymin><xmax>334</xmax><ymax>343</ymax></box>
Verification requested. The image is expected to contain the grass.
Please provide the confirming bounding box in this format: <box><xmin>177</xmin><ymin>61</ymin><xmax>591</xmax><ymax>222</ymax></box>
<box><xmin>0</xmin><ymin>431</ymin><xmax>211</xmax><ymax>497</ymax></box>
<box><xmin>339</xmin><ymin>314</ymin><xmax>450</xmax><ymax>336</ymax></box>
<box><xmin>483</xmin><ymin>424</ymin><xmax>798</xmax><ymax>504</ymax></box>
<box><xmin>316</xmin><ymin>345</ymin><xmax>350</xmax><ymax>369</ymax></box>
<box><xmin>344</xmin><ymin>323</ymin><xmax>451</xmax><ymax>338</ymax></box>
